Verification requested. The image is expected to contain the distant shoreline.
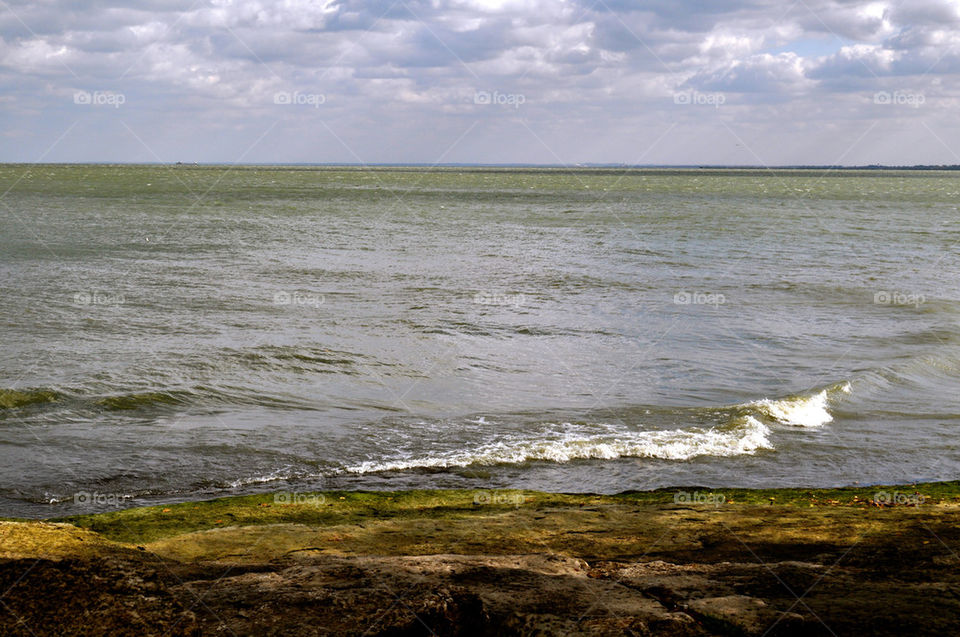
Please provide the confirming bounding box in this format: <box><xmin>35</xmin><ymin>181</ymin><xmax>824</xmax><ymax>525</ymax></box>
<box><xmin>3</xmin><ymin>161</ymin><xmax>960</xmax><ymax>170</ymax></box>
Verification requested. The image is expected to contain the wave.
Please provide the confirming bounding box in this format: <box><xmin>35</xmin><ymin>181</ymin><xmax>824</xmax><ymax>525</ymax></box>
<box><xmin>0</xmin><ymin>388</ymin><xmax>62</xmax><ymax>410</ymax></box>
<box><xmin>743</xmin><ymin>382</ymin><xmax>850</xmax><ymax>428</ymax></box>
<box><xmin>0</xmin><ymin>383</ymin><xmax>316</xmax><ymax>415</ymax></box>
<box><xmin>95</xmin><ymin>390</ymin><xmax>191</xmax><ymax>411</ymax></box>
<box><xmin>346</xmin><ymin>384</ymin><xmax>852</xmax><ymax>474</ymax></box>
<box><xmin>222</xmin><ymin>468</ymin><xmax>323</xmax><ymax>489</ymax></box>
<box><xmin>346</xmin><ymin>415</ymin><xmax>773</xmax><ymax>474</ymax></box>
<box><xmin>0</xmin><ymin>386</ymin><xmax>195</xmax><ymax>413</ymax></box>
<box><xmin>226</xmin><ymin>345</ymin><xmax>369</xmax><ymax>374</ymax></box>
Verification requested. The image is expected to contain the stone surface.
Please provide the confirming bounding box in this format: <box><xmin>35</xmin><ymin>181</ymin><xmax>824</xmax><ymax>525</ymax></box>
<box><xmin>3</xmin><ymin>487</ymin><xmax>960</xmax><ymax>635</ymax></box>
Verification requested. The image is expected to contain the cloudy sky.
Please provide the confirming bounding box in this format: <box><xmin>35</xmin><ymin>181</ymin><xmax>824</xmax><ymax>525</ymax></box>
<box><xmin>1</xmin><ymin>0</ymin><xmax>959</xmax><ymax>165</ymax></box>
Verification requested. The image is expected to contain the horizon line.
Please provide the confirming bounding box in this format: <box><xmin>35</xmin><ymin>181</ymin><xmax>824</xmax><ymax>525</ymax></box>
<box><xmin>3</xmin><ymin>161</ymin><xmax>960</xmax><ymax>170</ymax></box>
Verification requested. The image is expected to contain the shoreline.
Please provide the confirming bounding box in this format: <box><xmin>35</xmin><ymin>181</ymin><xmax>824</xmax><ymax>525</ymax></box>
<box><xmin>3</xmin><ymin>481</ymin><xmax>960</xmax><ymax>635</ymax></box>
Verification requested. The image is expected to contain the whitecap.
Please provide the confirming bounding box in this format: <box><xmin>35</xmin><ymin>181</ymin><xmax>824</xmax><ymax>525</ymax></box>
<box><xmin>345</xmin><ymin>416</ymin><xmax>772</xmax><ymax>474</ymax></box>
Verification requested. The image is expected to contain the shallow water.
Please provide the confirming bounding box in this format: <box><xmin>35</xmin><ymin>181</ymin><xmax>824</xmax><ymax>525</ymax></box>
<box><xmin>1</xmin><ymin>165</ymin><xmax>959</xmax><ymax>517</ymax></box>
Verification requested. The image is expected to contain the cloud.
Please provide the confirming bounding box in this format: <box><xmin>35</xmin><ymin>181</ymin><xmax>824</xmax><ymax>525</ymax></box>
<box><xmin>686</xmin><ymin>52</ymin><xmax>812</xmax><ymax>97</ymax></box>
<box><xmin>0</xmin><ymin>0</ymin><xmax>959</xmax><ymax>164</ymax></box>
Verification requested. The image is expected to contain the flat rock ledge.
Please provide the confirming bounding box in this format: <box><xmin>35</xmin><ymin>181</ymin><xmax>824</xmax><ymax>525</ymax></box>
<box><xmin>4</xmin><ymin>486</ymin><xmax>960</xmax><ymax>635</ymax></box>
<box><xmin>1</xmin><ymin>550</ymin><xmax>955</xmax><ymax>636</ymax></box>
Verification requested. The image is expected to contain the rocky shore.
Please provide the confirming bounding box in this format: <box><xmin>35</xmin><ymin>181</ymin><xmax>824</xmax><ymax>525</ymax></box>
<box><xmin>2</xmin><ymin>483</ymin><xmax>959</xmax><ymax>635</ymax></box>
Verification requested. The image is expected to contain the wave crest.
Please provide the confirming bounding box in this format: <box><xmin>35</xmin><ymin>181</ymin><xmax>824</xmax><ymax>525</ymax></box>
<box><xmin>0</xmin><ymin>388</ymin><xmax>62</xmax><ymax>410</ymax></box>
<box><xmin>745</xmin><ymin>382</ymin><xmax>850</xmax><ymax>428</ymax></box>
<box><xmin>345</xmin><ymin>384</ymin><xmax>852</xmax><ymax>475</ymax></box>
<box><xmin>346</xmin><ymin>415</ymin><xmax>772</xmax><ymax>474</ymax></box>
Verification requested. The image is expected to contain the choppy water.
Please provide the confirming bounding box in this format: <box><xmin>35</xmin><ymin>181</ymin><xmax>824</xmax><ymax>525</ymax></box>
<box><xmin>2</xmin><ymin>165</ymin><xmax>959</xmax><ymax>517</ymax></box>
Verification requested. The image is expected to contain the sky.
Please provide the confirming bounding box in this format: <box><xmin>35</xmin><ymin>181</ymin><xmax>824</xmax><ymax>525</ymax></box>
<box><xmin>1</xmin><ymin>0</ymin><xmax>959</xmax><ymax>165</ymax></box>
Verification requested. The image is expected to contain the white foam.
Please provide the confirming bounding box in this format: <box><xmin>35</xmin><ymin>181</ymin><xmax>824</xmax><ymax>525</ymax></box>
<box><xmin>345</xmin><ymin>384</ymin><xmax>852</xmax><ymax>475</ymax></box>
<box><xmin>748</xmin><ymin>389</ymin><xmax>834</xmax><ymax>427</ymax></box>
<box><xmin>226</xmin><ymin>468</ymin><xmax>308</xmax><ymax>488</ymax></box>
<box><xmin>345</xmin><ymin>417</ymin><xmax>772</xmax><ymax>474</ymax></box>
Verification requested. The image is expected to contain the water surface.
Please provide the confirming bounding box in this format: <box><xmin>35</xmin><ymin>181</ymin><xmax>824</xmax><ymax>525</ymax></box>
<box><xmin>1</xmin><ymin>165</ymin><xmax>958</xmax><ymax>517</ymax></box>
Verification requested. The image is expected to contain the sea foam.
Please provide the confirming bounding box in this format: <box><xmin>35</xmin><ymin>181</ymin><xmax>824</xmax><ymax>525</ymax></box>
<box><xmin>746</xmin><ymin>382</ymin><xmax>850</xmax><ymax>428</ymax></box>
<box><xmin>345</xmin><ymin>416</ymin><xmax>773</xmax><ymax>474</ymax></box>
<box><xmin>345</xmin><ymin>384</ymin><xmax>851</xmax><ymax>474</ymax></box>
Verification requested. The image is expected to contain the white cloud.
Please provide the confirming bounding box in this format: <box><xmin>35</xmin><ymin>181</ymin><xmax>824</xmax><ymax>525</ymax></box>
<box><xmin>0</xmin><ymin>0</ymin><xmax>959</xmax><ymax>164</ymax></box>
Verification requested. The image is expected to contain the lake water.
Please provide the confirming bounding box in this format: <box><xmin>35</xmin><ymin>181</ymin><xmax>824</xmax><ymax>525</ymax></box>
<box><xmin>1</xmin><ymin>165</ymin><xmax>959</xmax><ymax>517</ymax></box>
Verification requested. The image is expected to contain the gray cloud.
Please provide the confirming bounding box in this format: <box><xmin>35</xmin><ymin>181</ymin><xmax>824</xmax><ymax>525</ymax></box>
<box><xmin>1</xmin><ymin>0</ymin><xmax>959</xmax><ymax>164</ymax></box>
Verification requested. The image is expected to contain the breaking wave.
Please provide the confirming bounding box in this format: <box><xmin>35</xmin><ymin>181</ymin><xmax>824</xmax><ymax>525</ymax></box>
<box><xmin>345</xmin><ymin>384</ymin><xmax>851</xmax><ymax>474</ymax></box>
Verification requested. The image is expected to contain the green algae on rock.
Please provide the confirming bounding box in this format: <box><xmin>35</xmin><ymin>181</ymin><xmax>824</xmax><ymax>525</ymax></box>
<box><xmin>1</xmin><ymin>482</ymin><xmax>960</xmax><ymax>636</ymax></box>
